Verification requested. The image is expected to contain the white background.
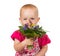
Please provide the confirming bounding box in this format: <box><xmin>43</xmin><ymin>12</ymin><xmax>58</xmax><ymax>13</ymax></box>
<box><xmin>0</xmin><ymin>0</ymin><xmax>60</xmax><ymax>56</ymax></box>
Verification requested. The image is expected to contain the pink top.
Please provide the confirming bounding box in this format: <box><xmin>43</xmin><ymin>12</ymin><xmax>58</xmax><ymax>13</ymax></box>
<box><xmin>11</xmin><ymin>30</ymin><xmax>51</xmax><ymax>48</ymax></box>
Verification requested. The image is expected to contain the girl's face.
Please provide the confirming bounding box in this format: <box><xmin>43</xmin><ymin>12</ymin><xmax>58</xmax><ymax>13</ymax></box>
<box><xmin>20</xmin><ymin>8</ymin><xmax>40</xmax><ymax>27</ymax></box>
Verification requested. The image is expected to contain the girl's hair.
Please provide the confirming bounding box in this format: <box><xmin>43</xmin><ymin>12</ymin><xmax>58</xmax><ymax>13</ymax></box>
<box><xmin>20</xmin><ymin>4</ymin><xmax>38</xmax><ymax>16</ymax></box>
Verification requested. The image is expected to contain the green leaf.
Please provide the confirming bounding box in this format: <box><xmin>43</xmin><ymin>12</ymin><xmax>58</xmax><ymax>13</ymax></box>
<box><xmin>18</xmin><ymin>25</ymin><xmax>47</xmax><ymax>38</ymax></box>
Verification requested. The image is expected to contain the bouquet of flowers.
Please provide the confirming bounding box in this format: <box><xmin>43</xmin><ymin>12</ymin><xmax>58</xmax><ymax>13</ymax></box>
<box><xmin>19</xmin><ymin>24</ymin><xmax>46</xmax><ymax>49</ymax></box>
<box><xmin>19</xmin><ymin>24</ymin><xmax>46</xmax><ymax>39</ymax></box>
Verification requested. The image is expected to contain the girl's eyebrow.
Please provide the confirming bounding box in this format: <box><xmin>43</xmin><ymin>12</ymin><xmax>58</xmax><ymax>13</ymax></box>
<box><xmin>23</xmin><ymin>17</ymin><xmax>35</xmax><ymax>19</ymax></box>
<box><xmin>30</xmin><ymin>17</ymin><xmax>33</xmax><ymax>18</ymax></box>
<box><xmin>30</xmin><ymin>18</ymin><xmax>34</xmax><ymax>19</ymax></box>
<box><xmin>23</xmin><ymin>18</ymin><xmax>27</xmax><ymax>20</ymax></box>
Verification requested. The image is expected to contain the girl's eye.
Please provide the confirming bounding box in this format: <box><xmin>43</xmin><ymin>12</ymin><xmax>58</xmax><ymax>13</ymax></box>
<box><xmin>31</xmin><ymin>18</ymin><xmax>35</xmax><ymax>20</ymax></box>
<box><xmin>24</xmin><ymin>18</ymin><xmax>27</xmax><ymax>20</ymax></box>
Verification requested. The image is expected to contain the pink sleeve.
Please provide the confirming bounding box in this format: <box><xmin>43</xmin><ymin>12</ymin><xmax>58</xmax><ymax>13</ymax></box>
<box><xmin>11</xmin><ymin>30</ymin><xmax>25</xmax><ymax>42</ymax></box>
<box><xmin>38</xmin><ymin>34</ymin><xmax>51</xmax><ymax>47</ymax></box>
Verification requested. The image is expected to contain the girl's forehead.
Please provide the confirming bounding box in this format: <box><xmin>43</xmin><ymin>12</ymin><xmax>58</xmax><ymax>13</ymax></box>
<box><xmin>20</xmin><ymin>8</ymin><xmax>38</xmax><ymax>19</ymax></box>
<box><xmin>21</xmin><ymin>8</ymin><xmax>38</xmax><ymax>15</ymax></box>
<box><xmin>22</xmin><ymin>9</ymin><xmax>35</xmax><ymax>14</ymax></box>
<box><xmin>21</xmin><ymin>11</ymin><xmax>37</xmax><ymax>18</ymax></box>
<box><xmin>21</xmin><ymin>15</ymin><xmax>37</xmax><ymax>19</ymax></box>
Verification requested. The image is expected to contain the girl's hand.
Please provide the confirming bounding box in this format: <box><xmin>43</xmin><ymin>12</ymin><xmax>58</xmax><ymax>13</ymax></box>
<box><xmin>23</xmin><ymin>37</ymin><xmax>33</xmax><ymax>46</ymax></box>
<box><xmin>14</xmin><ymin>38</ymin><xmax>33</xmax><ymax>52</ymax></box>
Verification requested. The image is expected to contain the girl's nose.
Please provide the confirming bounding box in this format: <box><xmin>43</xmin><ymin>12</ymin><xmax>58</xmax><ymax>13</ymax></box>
<box><xmin>27</xmin><ymin>19</ymin><xmax>32</xmax><ymax>26</ymax></box>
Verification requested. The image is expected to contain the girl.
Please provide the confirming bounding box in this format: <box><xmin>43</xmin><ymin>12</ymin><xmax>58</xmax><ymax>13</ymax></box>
<box><xmin>11</xmin><ymin>4</ymin><xmax>51</xmax><ymax>56</ymax></box>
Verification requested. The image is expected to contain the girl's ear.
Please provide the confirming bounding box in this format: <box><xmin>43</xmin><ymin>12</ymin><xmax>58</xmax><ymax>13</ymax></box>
<box><xmin>37</xmin><ymin>17</ymin><xmax>40</xmax><ymax>21</ymax></box>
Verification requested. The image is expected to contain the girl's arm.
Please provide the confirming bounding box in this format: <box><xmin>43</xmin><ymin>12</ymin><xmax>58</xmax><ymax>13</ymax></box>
<box><xmin>35</xmin><ymin>45</ymin><xmax>48</xmax><ymax>56</ymax></box>
<box><xmin>14</xmin><ymin>39</ymin><xmax>26</xmax><ymax>52</ymax></box>
<box><xmin>14</xmin><ymin>38</ymin><xmax>33</xmax><ymax>52</ymax></box>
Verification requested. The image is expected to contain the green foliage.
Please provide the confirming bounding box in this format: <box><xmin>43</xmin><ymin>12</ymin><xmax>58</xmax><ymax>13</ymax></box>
<box><xmin>19</xmin><ymin>26</ymin><xmax>46</xmax><ymax>39</ymax></box>
<box><xmin>19</xmin><ymin>25</ymin><xmax>47</xmax><ymax>49</ymax></box>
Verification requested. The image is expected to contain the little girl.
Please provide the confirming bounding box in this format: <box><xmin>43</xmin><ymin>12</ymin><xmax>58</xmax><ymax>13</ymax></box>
<box><xmin>11</xmin><ymin>4</ymin><xmax>51</xmax><ymax>56</ymax></box>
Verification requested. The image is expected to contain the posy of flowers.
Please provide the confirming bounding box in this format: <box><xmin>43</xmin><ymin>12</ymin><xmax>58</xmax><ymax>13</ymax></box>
<box><xmin>19</xmin><ymin>24</ymin><xmax>46</xmax><ymax>39</ymax></box>
<box><xmin>19</xmin><ymin>24</ymin><xmax>46</xmax><ymax>49</ymax></box>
